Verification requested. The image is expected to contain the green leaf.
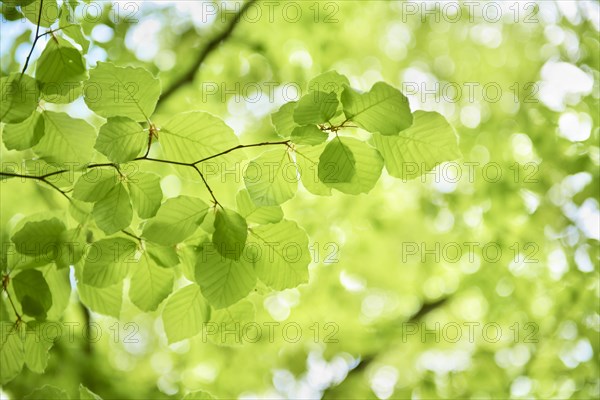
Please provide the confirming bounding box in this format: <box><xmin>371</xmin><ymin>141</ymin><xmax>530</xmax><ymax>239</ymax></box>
<box><xmin>208</xmin><ymin>300</ymin><xmax>256</xmax><ymax>346</ymax></box>
<box><xmin>295</xmin><ymin>144</ymin><xmax>332</xmax><ymax>196</ymax></box>
<box><xmin>129</xmin><ymin>252</ymin><xmax>174</xmax><ymax>312</ymax></box>
<box><xmin>60</xmin><ymin>4</ymin><xmax>90</xmax><ymax>53</ymax></box>
<box><xmin>0</xmin><ymin>322</ymin><xmax>24</xmax><ymax>384</ymax></box>
<box><xmin>142</xmin><ymin>196</ymin><xmax>209</xmax><ymax>246</ymax></box>
<box><xmin>372</xmin><ymin>111</ymin><xmax>461</xmax><ymax>180</ymax></box>
<box><xmin>290</xmin><ymin>125</ymin><xmax>329</xmax><ymax>146</ymax></box>
<box><xmin>341</xmin><ymin>82</ymin><xmax>413</xmax><ymax>135</ymax></box>
<box><xmin>271</xmin><ymin>101</ymin><xmax>298</xmax><ymax>138</ymax></box>
<box><xmin>24</xmin><ymin>385</ymin><xmax>69</xmax><ymax>400</ymax></box>
<box><xmin>39</xmin><ymin>80</ymin><xmax>82</xmax><ymax>104</ymax></box>
<box><xmin>77</xmin><ymin>281</ymin><xmax>122</xmax><ymax>318</ymax></box>
<box><xmin>2</xmin><ymin>0</ymin><xmax>36</xmax><ymax>7</ymax></box>
<box><xmin>293</xmin><ymin>91</ymin><xmax>339</xmax><ymax>125</ymax></box>
<box><xmin>54</xmin><ymin>228</ymin><xmax>85</xmax><ymax>269</ymax></box>
<box><xmin>195</xmin><ymin>244</ymin><xmax>256</xmax><ymax>309</ymax></box>
<box><xmin>212</xmin><ymin>208</ymin><xmax>248</xmax><ymax>261</ymax></box>
<box><xmin>34</xmin><ymin>111</ymin><xmax>96</xmax><ymax>166</ymax></box>
<box><xmin>0</xmin><ymin>73</ymin><xmax>39</xmax><ymax>123</ymax></box>
<box><xmin>82</xmin><ymin>238</ymin><xmax>137</xmax><ymax>288</ymax></box>
<box><xmin>248</xmin><ymin>220</ymin><xmax>311</xmax><ymax>290</ymax></box>
<box><xmin>84</xmin><ymin>62</ymin><xmax>161</xmax><ymax>122</ymax></box>
<box><xmin>62</xmin><ymin>24</ymin><xmax>90</xmax><ymax>53</ymax></box>
<box><xmin>73</xmin><ymin>169</ymin><xmax>119</xmax><ymax>202</ymax></box>
<box><xmin>322</xmin><ymin>137</ymin><xmax>384</xmax><ymax>195</ymax></box>
<box><xmin>24</xmin><ymin>321</ymin><xmax>54</xmax><ymax>373</ymax></box>
<box><xmin>1</xmin><ymin>110</ymin><xmax>45</xmax><ymax>150</ymax></box>
<box><xmin>182</xmin><ymin>391</ymin><xmax>215</xmax><ymax>400</ymax></box>
<box><xmin>244</xmin><ymin>148</ymin><xmax>297</xmax><ymax>206</ymax></box>
<box><xmin>160</xmin><ymin>111</ymin><xmax>240</xmax><ymax>164</ymax></box>
<box><xmin>308</xmin><ymin>71</ymin><xmax>350</xmax><ymax>97</ymax></box>
<box><xmin>92</xmin><ymin>183</ymin><xmax>133</xmax><ymax>234</ymax></box>
<box><xmin>79</xmin><ymin>384</ymin><xmax>103</xmax><ymax>400</ymax></box>
<box><xmin>22</xmin><ymin>0</ymin><xmax>58</xmax><ymax>27</ymax></box>
<box><xmin>12</xmin><ymin>269</ymin><xmax>53</xmax><ymax>319</ymax></box>
<box><xmin>127</xmin><ymin>172</ymin><xmax>163</xmax><ymax>219</ymax></box>
<box><xmin>162</xmin><ymin>284</ymin><xmax>210</xmax><ymax>344</ymax></box>
<box><xmin>36</xmin><ymin>36</ymin><xmax>86</xmax><ymax>85</ymax></box>
<box><xmin>95</xmin><ymin>117</ymin><xmax>147</xmax><ymax>163</ymax></box>
<box><xmin>147</xmin><ymin>244</ymin><xmax>179</xmax><ymax>268</ymax></box>
<box><xmin>318</xmin><ymin>138</ymin><xmax>356</xmax><ymax>184</ymax></box>
<box><xmin>236</xmin><ymin>189</ymin><xmax>283</xmax><ymax>224</ymax></box>
<box><xmin>11</xmin><ymin>218</ymin><xmax>66</xmax><ymax>261</ymax></box>
<box><xmin>43</xmin><ymin>266</ymin><xmax>71</xmax><ymax>320</ymax></box>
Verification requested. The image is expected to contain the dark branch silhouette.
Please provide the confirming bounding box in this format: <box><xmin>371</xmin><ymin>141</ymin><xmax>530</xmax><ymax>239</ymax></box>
<box><xmin>158</xmin><ymin>0</ymin><xmax>258</xmax><ymax>105</ymax></box>
<box><xmin>322</xmin><ymin>297</ymin><xmax>450</xmax><ymax>398</ymax></box>
<box><xmin>21</xmin><ymin>0</ymin><xmax>45</xmax><ymax>75</ymax></box>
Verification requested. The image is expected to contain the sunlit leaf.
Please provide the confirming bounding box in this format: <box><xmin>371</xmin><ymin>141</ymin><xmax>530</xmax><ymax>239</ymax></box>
<box><xmin>142</xmin><ymin>196</ymin><xmax>209</xmax><ymax>246</ymax></box>
<box><xmin>290</xmin><ymin>125</ymin><xmax>329</xmax><ymax>146</ymax></box>
<box><xmin>0</xmin><ymin>323</ymin><xmax>24</xmax><ymax>385</ymax></box>
<box><xmin>12</xmin><ymin>269</ymin><xmax>53</xmax><ymax>320</ymax></box>
<box><xmin>195</xmin><ymin>244</ymin><xmax>256</xmax><ymax>309</ymax></box>
<box><xmin>271</xmin><ymin>101</ymin><xmax>298</xmax><ymax>138</ymax></box>
<box><xmin>129</xmin><ymin>252</ymin><xmax>174</xmax><ymax>312</ymax></box>
<box><xmin>248</xmin><ymin>220</ymin><xmax>311</xmax><ymax>290</ymax></box>
<box><xmin>322</xmin><ymin>137</ymin><xmax>383</xmax><ymax>195</ymax></box>
<box><xmin>34</xmin><ymin>111</ymin><xmax>96</xmax><ymax>166</ymax></box>
<box><xmin>162</xmin><ymin>284</ymin><xmax>210</xmax><ymax>344</ymax></box>
<box><xmin>35</xmin><ymin>37</ymin><xmax>86</xmax><ymax>85</ymax></box>
<box><xmin>341</xmin><ymin>82</ymin><xmax>413</xmax><ymax>135</ymax></box>
<box><xmin>159</xmin><ymin>111</ymin><xmax>240</xmax><ymax>164</ymax></box>
<box><xmin>372</xmin><ymin>111</ymin><xmax>461</xmax><ymax>180</ymax></box>
<box><xmin>84</xmin><ymin>62</ymin><xmax>161</xmax><ymax>122</ymax></box>
<box><xmin>92</xmin><ymin>183</ymin><xmax>133</xmax><ymax>234</ymax></box>
<box><xmin>1</xmin><ymin>111</ymin><xmax>44</xmax><ymax>150</ymax></box>
<box><xmin>244</xmin><ymin>148</ymin><xmax>297</xmax><ymax>206</ymax></box>
<box><xmin>82</xmin><ymin>237</ymin><xmax>137</xmax><ymax>288</ymax></box>
<box><xmin>0</xmin><ymin>73</ymin><xmax>39</xmax><ymax>123</ymax></box>
<box><xmin>95</xmin><ymin>117</ymin><xmax>147</xmax><ymax>163</ymax></box>
<box><xmin>212</xmin><ymin>208</ymin><xmax>248</xmax><ymax>261</ymax></box>
<box><xmin>236</xmin><ymin>189</ymin><xmax>283</xmax><ymax>224</ymax></box>
<box><xmin>294</xmin><ymin>91</ymin><xmax>338</xmax><ymax>125</ymax></box>
<box><xmin>318</xmin><ymin>137</ymin><xmax>356</xmax><ymax>184</ymax></box>
<box><xmin>127</xmin><ymin>171</ymin><xmax>163</xmax><ymax>219</ymax></box>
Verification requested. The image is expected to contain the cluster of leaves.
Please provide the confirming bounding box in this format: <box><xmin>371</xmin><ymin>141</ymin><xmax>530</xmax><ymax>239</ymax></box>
<box><xmin>0</xmin><ymin>0</ymin><xmax>460</xmax><ymax>390</ymax></box>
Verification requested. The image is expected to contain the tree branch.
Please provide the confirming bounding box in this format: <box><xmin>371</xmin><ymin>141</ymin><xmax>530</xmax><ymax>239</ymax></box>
<box><xmin>193</xmin><ymin>140</ymin><xmax>290</xmax><ymax>164</ymax></box>
<box><xmin>21</xmin><ymin>0</ymin><xmax>45</xmax><ymax>75</ymax></box>
<box><xmin>192</xmin><ymin>164</ymin><xmax>221</xmax><ymax>208</ymax></box>
<box><xmin>158</xmin><ymin>0</ymin><xmax>258</xmax><ymax>105</ymax></box>
<box><xmin>0</xmin><ymin>171</ymin><xmax>73</xmax><ymax>203</ymax></box>
<box><xmin>322</xmin><ymin>297</ymin><xmax>450</xmax><ymax>397</ymax></box>
<box><xmin>1</xmin><ymin>139</ymin><xmax>290</xmax><ymax>211</ymax></box>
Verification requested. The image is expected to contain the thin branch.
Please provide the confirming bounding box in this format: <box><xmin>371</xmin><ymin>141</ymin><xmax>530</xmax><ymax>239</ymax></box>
<box><xmin>2</xmin><ymin>275</ymin><xmax>22</xmax><ymax>324</ymax></box>
<box><xmin>4</xmin><ymin>291</ymin><xmax>22</xmax><ymax>324</ymax></box>
<box><xmin>37</xmin><ymin>24</ymin><xmax>78</xmax><ymax>39</ymax></box>
<box><xmin>21</xmin><ymin>0</ymin><xmax>45</xmax><ymax>75</ymax></box>
<box><xmin>121</xmin><ymin>229</ymin><xmax>143</xmax><ymax>244</ymax></box>
<box><xmin>158</xmin><ymin>0</ymin><xmax>258</xmax><ymax>105</ymax></box>
<box><xmin>1</xmin><ymin>139</ymin><xmax>289</xmax><ymax>210</ymax></box>
<box><xmin>322</xmin><ymin>297</ymin><xmax>450</xmax><ymax>397</ymax></box>
<box><xmin>1</xmin><ymin>172</ymin><xmax>73</xmax><ymax>205</ymax></box>
<box><xmin>134</xmin><ymin>157</ymin><xmax>192</xmax><ymax>167</ymax></box>
<box><xmin>142</xmin><ymin>126</ymin><xmax>156</xmax><ymax>159</ymax></box>
<box><xmin>87</xmin><ymin>162</ymin><xmax>120</xmax><ymax>169</ymax></box>
<box><xmin>192</xmin><ymin>165</ymin><xmax>221</xmax><ymax>207</ymax></box>
<box><xmin>194</xmin><ymin>140</ymin><xmax>290</xmax><ymax>164</ymax></box>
